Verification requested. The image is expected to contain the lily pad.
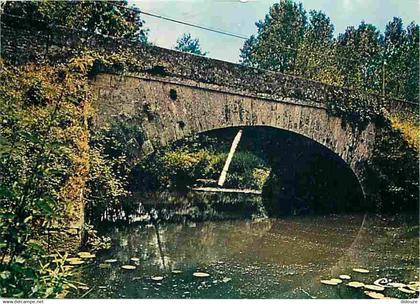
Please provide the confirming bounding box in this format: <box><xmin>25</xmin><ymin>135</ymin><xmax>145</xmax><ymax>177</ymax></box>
<box><xmin>104</xmin><ymin>259</ymin><xmax>118</xmax><ymax>263</ymax></box>
<box><xmin>99</xmin><ymin>263</ymin><xmax>111</xmax><ymax>269</ymax></box>
<box><xmin>352</xmin><ymin>268</ymin><xmax>369</xmax><ymax>273</ymax></box>
<box><xmin>151</xmin><ymin>276</ymin><xmax>164</xmax><ymax>281</ymax></box>
<box><xmin>222</xmin><ymin>277</ymin><xmax>232</xmax><ymax>283</ymax></box>
<box><xmin>364</xmin><ymin>284</ymin><xmax>385</xmax><ymax>291</ymax></box>
<box><xmin>171</xmin><ymin>270</ymin><xmax>182</xmax><ymax>274</ymax></box>
<box><xmin>389</xmin><ymin>282</ymin><xmax>406</xmax><ymax>288</ymax></box>
<box><xmin>364</xmin><ymin>291</ymin><xmax>384</xmax><ymax>299</ymax></box>
<box><xmin>407</xmin><ymin>283</ymin><xmax>420</xmax><ymax>292</ymax></box>
<box><xmin>193</xmin><ymin>272</ymin><xmax>210</xmax><ymax>278</ymax></box>
<box><xmin>398</xmin><ymin>287</ymin><xmax>416</xmax><ymax>294</ymax></box>
<box><xmin>121</xmin><ymin>265</ymin><xmax>136</xmax><ymax>270</ymax></box>
<box><xmin>321</xmin><ymin>280</ymin><xmax>339</xmax><ymax>286</ymax></box>
<box><xmin>339</xmin><ymin>275</ymin><xmax>351</xmax><ymax>280</ymax></box>
<box><xmin>347</xmin><ymin>281</ymin><xmax>365</xmax><ymax>288</ymax></box>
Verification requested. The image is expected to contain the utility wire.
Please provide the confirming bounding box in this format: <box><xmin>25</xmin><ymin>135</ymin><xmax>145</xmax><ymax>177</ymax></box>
<box><xmin>136</xmin><ymin>9</ymin><xmax>249</xmax><ymax>40</ymax></box>
<box><xmin>115</xmin><ymin>5</ymin><xmax>366</xmax><ymax>64</ymax></box>
<box><xmin>111</xmin><ymin>3</ymin><xmax>249</xmax><ymax>40</ymax></box>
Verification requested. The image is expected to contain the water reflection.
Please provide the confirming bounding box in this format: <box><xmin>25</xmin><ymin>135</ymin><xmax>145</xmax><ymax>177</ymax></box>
<box><xmin>79</xmin><ymin>214</ymin><xmax>419</xmax><ymax>299</ymax></box>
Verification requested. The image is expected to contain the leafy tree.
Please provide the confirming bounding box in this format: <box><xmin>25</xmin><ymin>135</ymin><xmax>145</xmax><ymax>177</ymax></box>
<box><xmin>2</xmin><ymin>0</ymin><xmax>148</xmax><ymax>42</ymax></box>
<box><xmin>295</xmin><ymin>10</ymin><xmax>343</xmax><ymax>84</ymax></box>
<box><xmin>240</xmin><ymin>1</ymin><xmax>419</xmax><ymax>102</ymax></box>
<box><xmin>174</xmin><ymin>33</ymin><xmax>208</xmax><ymax>56</ymax></box>
<box><xmin>0</xmin><ymin>62</ymin><xmax>91</xmax><ymax>297</ymax></box>
<box><xmin>402</xmin><ymin>22</ymin><xmax>419</xmax><ymax>101</ymax></box>
<box><xmin>382</xmin><ymin>18</ymin><xmax>419</xmax><ymax>101</ymax></box>
<box><xmin>383</xmin><ymin>17</ymin><xmax>407</xmax><ymax>99</ymax></box>
<box><xmin>336</xmin><ymin>22</ymin><xmax>384</xmax><ymax>94</ymax></box>
<box><xmin>240</xmin><ymin>0</ymin><xmax>307</xmax><ymax>72</ymax></box>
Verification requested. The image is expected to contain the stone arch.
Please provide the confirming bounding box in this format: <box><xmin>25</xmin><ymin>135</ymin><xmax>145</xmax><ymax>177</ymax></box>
<box><xmin>92</xmin><ymin>73</ymin><xmax>378</xmax><ymax>196</ymax></box>
<box><xmin>197</xmin><ymin>125</ymin><xmax>368</xmax><ymax>198</ymax></box>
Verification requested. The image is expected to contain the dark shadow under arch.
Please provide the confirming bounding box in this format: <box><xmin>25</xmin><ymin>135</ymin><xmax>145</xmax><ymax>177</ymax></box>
<box><xmin>129</xmin><ymin>124</ymin><xmax>366</xmax><ymax>215</ymax></box>
<box><xmin>196</xmin><ymin>126</ymin><xmax>366</xmax><ymax>215</ymax></box>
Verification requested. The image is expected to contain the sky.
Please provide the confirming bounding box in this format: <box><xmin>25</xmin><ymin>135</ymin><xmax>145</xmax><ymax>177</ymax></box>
<box><xmin>130</xmin><ymin>0</ymin><xmax>420</xmax><ymax>63</ymax></box>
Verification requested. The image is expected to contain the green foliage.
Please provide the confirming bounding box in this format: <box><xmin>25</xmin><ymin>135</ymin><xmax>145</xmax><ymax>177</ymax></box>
<box><xmin>389</xmin><ymin>113</ymin><xmax>419</xmax><ymax>150</ymax></box>
<box><xmin>225</xmin><ymin>152</ymin><xmax>270</xmax><ymax>190</ymax></box>
<box><xmin>174</xmin><ymin>33</ymin><xmax>208</xmax><ymax>56</ymax></box>
<box><xmin>0</xmin><ymin>51</ymin><xmax>132</xmax><ymax>298</ymax></box>
<box><xmin>3</xmin><ymin>0</ymin><xmax>148</xmax><ymax>42</ymax></box>
<box><xmin>0</xmin><ymin>253</ymin><xmax>79</xmax><ymax>298</ymax></box>
<box><xmin>240</xmin><ymin>0</ymin><xmax>419</xmax><ymax>102</ymax></box>
<box><xmin>85</xmin><ymin>145</ymin><xmax>128</xmax><ymax>222</ymax></box>
<box><xmin>365</xmin><ymin>120</ymin><xmax>419</xmax><ymax>213</ymax></box>
<box><xmin>0</xmin><ymin>62</ymin><xmax>90</xmax><ymax>297</ymax></box>
<box><xmin>85</xmin><ymin>120</ymin><xmax>143</xmax><ymax>222</ymax></box>
<box><xmin>240</xmin><ymin>0</ymin><xmax>306</xmax><ymax>72</ymax></box>
<box><xmin>135</xmin><ymin>133</ymin><xmax>270</xmax><ymax>192</ymax></box>
<box><xmin>139</xmin><ymin>149</ymin><xmax>224</xmax><ymax>191</ymax></box>
<box><xmin>336</xmin><ymin>22</ymin><xmax>383</xmax><ymax>94</ymax></box>
<box><xmin>295</xmin><ymin>10</ymin><xmax>343</xmax><ymax>85</ymax></box>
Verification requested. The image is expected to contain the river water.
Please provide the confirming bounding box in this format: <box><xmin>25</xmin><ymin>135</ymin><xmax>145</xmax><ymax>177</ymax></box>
<box><xmin>77</xmin><ymin>214</ymin><xmax>418</xmax><ymax>299</ymax></box>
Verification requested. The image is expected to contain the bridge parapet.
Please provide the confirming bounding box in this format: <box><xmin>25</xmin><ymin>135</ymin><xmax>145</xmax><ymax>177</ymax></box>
<box><xmin>1</xmin><ymin>23</ymin><xmax>417</xmax><ymax>116</ymax></box>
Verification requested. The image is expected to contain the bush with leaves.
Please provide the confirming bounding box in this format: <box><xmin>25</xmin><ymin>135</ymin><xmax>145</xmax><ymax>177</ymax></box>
<box><xmin>0</xmin><ymin>49</ymin><xmax>136</xmax><ymax>298</ymax></box>
<box><xmin>240</xmin><ymin>0</ymin><xmax>419</xmax><ymax>102</ymax></box>
<box><xmin>134</xmin><ymin>134</ymin><xmax>271</xmax><ymax>192</ymax></box>
<box><xmin>0</xmin><ymin>61</ymin><xmax>91</xmax><ymax>297</ymax></box>
<box><xmin>365</xmin><ymin>118</ymin><xmax>419</xmax><ymax>213</ymax></box>
<box><xmin>85</xmin><ymin>119</ymin><xmax>144</xmax><ymax>222</ymax></box>
<box><xmin>3</xmin><ymin>0</ymin><xmax>148</xmax><ymax>42</ymax></box>
<box><xmin>174</xmin><ymin>33</ymin><xmax>208</xmax><ymax>56</ymax></box>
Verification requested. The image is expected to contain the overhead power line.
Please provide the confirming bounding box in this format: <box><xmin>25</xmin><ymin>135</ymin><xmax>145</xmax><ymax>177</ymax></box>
<box><xmin>136</xmin><ymin>9</ymin><xmax>249</xmax><ymax>40</ymax></box>
<box><xmin>1</xmin><ymin>11</ymin><xmax>416</xmax><ymax>104</ymax></box>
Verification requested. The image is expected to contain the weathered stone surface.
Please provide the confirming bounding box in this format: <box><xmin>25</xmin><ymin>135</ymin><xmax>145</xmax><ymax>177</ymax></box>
<box><xmin>1</xmin><ymin>24</ymin><xmax>416</xmax><ymax>252</ymax></box>
<box><xmin>1</xmin><ymin>25</ymin><xmax>417</xmax><ymax>116</ymax></box>
<box><xmin>91</xmin><ymin>72</ymin><xmax>376</xmax><ymax>195</ymax></box>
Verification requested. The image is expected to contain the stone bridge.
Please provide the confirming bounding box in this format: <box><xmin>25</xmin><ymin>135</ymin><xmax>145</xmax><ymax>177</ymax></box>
<box><xmin>1</xmin><ymin>24</ymin><xmax>417</xmax><ymax>249</ymax></box>
<box><xmin>93</xmin><ymin>72</ymin><xmax>375</xmax><ymax>190</ymax></box>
